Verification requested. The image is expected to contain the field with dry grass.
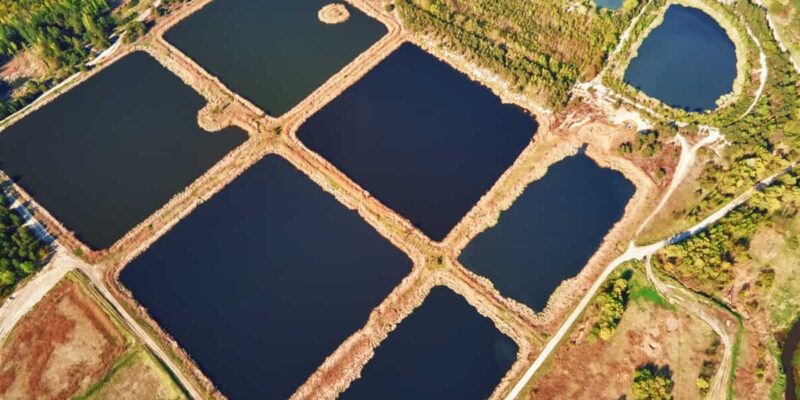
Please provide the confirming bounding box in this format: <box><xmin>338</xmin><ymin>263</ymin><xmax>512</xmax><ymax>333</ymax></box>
<box><xmin>0</xmin><ymin>272</ymin><xmax>185</xmax><ymax>400</ymax></box>
<box><xmin>521</xmin><ymin>268</ymin><xmax>718</xmax><ymax>399</ymax></box>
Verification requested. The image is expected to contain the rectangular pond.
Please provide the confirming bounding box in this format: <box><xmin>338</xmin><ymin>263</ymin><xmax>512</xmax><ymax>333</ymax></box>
<box><xmin>298</xmin><ymin>43</ymin><xmax>537</xmax><ymax>242</ymax></box>
<box><xmin>0</xmin><ymin>52</ymin><xmax>247</xmax><ymax>250</ymax></box>
<box><xmin>459</xmin><ymin>153</ymin><xmax>634</xmax><ymax>311</ymax></box>
<box><xmin>340</xmin><ymin>286</ymin><xmax>518</xmax><ymax>399</ymax></box>
<box><xmin>164</xmin><ymin>0</ymin><xmax>386</xmax><ymax>116</ymax></box>
<box><xmin>120</xmin><ymin>155</ymin><xmax>411</xmax><ymax>399</ymax></box>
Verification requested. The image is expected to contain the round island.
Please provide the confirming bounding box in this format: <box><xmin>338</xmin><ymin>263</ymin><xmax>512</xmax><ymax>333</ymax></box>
<box><xmin>318</xmin><ymin>3</ymin><xmax>350</xmax><ymax>24</ymax></box>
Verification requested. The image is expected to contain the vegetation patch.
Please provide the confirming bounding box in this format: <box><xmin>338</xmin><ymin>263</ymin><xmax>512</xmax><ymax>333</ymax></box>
<box><xmin>0</xmin><ymin>192</ymin><xmax>47</xmax><ymax>297</ymax></box>
<box><xmin>75</xmin><ymin>349</ymin><xmax>187</xmax><ymax>400</ymax></box>
<box><xmin>631</xmin><ymin>364</ymin><xmax>675</xmax><ymax>400</ymax></box>
<box><xmin>395</xmin><ymin>0</ymin><xmax>645</xmax><ymax>110</ymax></box>
<box><xmin>654</xmin><ymin>170</ymin><xmax>800</xmax><ymax>295</ymax></box>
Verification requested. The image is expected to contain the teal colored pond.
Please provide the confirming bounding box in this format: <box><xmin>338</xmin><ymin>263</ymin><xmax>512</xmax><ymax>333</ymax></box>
<box><xmin>623</xmin><ymin>5</ymin><xmax>737</xmax><ymax>111</ymax></box>
<box><xmin>341</xmin><ymin>287</ymin><xmax>518</xmax><ymax>399</ymax></box>
<box><xmin>298</xmin><ymin>44</ymin><xmax>537</xmax><ymax>242</ymax></box>
<box><xmin>460</xmin><ymin>153</ymin><xmax>634</xmax><ymax>311</ymax></box>
<box><xmin>165</xmin><ymin>0</ymin><xmax>385</xmax><ymax>116</ymax></box>
<box><xmin>120</xmin><ymin>156</ymin><xmax>410</xmax><ymax>399</ymax></box>
<box><xmin>0</xmin><ymin>52</ymin><xmax>246</xmax><ymax>250</ymax></box>
<box><xmin>595</xmin><ymin>0</ymin><xmax>622</xmax><ymax>10</ymax></box>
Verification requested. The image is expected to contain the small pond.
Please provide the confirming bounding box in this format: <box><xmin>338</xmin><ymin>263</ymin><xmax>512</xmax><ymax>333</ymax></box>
<box><xmin>0</xmin><ymin>52</ymin><xmax>246</xmax><ymax>249</ymax></box>
<box><xmin>340</xmin><ymin>286</ymin><xmax>518</xmax><ymax>399</ymax></box>
<box><xmin>164</xmin><ymin>0</ymin><xmax>386</xmax><ymax>116</ymax></box>
<box><xmin>298</xmin><ymin>43</ymin><xmax>537</xmax><ymax>242</ymax></box>
<box><xmin>459</xmin><ymin>152</ymin><xmax>634</xmax><ymax>311</ymax></box>
<box><xmin>120</xmin><ymin>155</ymin><xmax>410</xmax><ymax>399</ymax></box>
<box><xmin>595</xmin><ymin>0</ymin><xmax>623</xmax><ymax>10</ymax></box>
<box><xmin>623</xmin><ymin>5</ymin><xmax>737</xmax><ymax>111</ymax></box>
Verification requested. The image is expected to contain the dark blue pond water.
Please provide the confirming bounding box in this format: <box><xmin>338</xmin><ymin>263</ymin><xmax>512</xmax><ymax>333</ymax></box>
<box><xmin>0</xmin><ymin>52</ymin><xmax>246</xmax><ymax>249</ymax></box>
<box><xmin>298</xmin><ymin>44</ymin><xmax>537</xmax><ymax>242</ymax></box>
<box><xmin>459</xmin><ymin>153</ymin><xmax>634</xmax><ymax>311</ymax></box>
<box><xmin>341</xmin><ymin>287</ymin><xmax>518</xmax><ymax>400</ymax></box>
<box><xmin>623</xmin><ymin>5</ymin><xmax>737</xmax><ymax>111</ymax></box>
<box><xmin>120</xmin><ymin>156</ymin><xmax>410</xmax><ymax>399</ymax></box>
<box><xmin>165</xmin><ymin>0</ymin><xmax>385</xmax><ymax>116</ymax></box>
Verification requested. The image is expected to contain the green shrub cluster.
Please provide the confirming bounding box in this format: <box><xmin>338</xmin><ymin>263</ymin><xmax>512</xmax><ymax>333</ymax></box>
<box><xmin>631</xmin><ymin>364</ymin><xmax>675</xmax><ymax>400</ymax></box>
<box><xmin>0</xmin><ymin>193</ymin><xmax>47</xmax><ymax>295</ymax></box>
<box><xmin>593</xmin><ymin>276</ymin><xmax>630</xmax><ymax>340</ymax></box>
<box><xmin>655</xmin><ymin>171</ymin><xmax>800</xmax><ymax>294</ymax></box>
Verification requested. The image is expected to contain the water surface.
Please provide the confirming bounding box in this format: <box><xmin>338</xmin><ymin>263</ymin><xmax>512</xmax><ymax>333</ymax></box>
<box><xmin>623</xmin><ymin>5</ymin><xmax>737</xmax><ymax>111</ymax></box>
<box><xmin>783</xmin><ymin>319</ymin><xmax>800</xmax><ymax>400</ymax></box>
<box><xmin>0</xmin><ymin>52</ymin><xmax>246</xmax><ymax>249</ymax></box>
<box><xmin>595</xmin><ymin>0</ymin><xmax>622</xmax><ymax>10</ymax></box>
<box><xmin>341</xmin><ymin>287</ymin><xmax>518</xmax><ymax>399</ymax></box>
<box><xmin>298</xmin><ymin>44</ymin><xmax>536</xmax><ymax>241</ymax></box>
<box><xmin>165</xmin><ymin>0</ymin><xmax>385</xmax><ymax>116</ymax></box>
<box><xmin>120</xmin><ymin>156</ymin><xmax>410</xmax><ymax>399</ymax></box>
<box><xmin>460</xmin><ymin>153</ymin><xmax>634</xmax><ymax>311</ymax></box>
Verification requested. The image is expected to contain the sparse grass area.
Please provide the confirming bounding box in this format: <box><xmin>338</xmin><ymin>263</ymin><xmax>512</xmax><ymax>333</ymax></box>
<box><xmin>0</xmin><ymin>272</ymin><xmax>129</xmax><ymax>399</ymax></box>
<box><xmin>0</xmin><ymin>271</ymin><xmax>185</xmax><ymax>399</ymax></box>
<box><xmin>76</xmin><ymin>348</ymin><xmax>187</xmax><ymax>400</ymax></box>
<box><xmin>521</xmin><ymin>262</ymin><xmax>715</xmax><ymax>399</ymax></box>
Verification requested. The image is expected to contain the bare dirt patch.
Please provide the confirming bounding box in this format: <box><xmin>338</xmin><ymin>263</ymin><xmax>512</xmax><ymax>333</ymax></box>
<box><xmin>0</xmin><ymin>50</ymin><xmax>47</xmax><ymax>96</ymax></box>
<box><xmin>525</xmin><ymin>297</ymin><xmax>715</xmax><ymax>399</ymax></box>
<box><xmin>0</xmin><ymin>278</ymin><xmax>126</xmax><ymax>400</ymax></box>
<box><xmin>319</xmin><ymin>3</ymin><xmax>350</xmax><ymax>24</ymax></box>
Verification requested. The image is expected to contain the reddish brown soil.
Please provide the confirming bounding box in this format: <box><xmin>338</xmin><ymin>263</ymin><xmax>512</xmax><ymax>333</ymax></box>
<box><xmin>526</xmin><ymin>302</ymin><xmax>714</xmax><ymax>400</ymax></box>
<box><xmin>0</xmin><ymin>279</ymin><xmax>125</xmax><ymax>400</ymax></box>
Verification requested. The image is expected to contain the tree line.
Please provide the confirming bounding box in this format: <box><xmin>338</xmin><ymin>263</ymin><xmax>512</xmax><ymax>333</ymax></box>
<box><xmin>0</xmin><ymin>0</ymin><xmax>115</xmax><ymax>71</ymax></box>
<box><xmin>0</xmin><ymin>193</ymin><xmax>47</xmax><ymax>296</ymax></box>
<box><xmin>396</xmin><ymin>0</ymin><xmax>644</xmax><ymax>110</ymax></box>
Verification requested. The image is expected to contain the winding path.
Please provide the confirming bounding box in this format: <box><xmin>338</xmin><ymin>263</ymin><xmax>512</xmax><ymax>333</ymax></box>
<box><xmin>635</xmin><ymin>128</ymin><xmax>721</xmax><ymax>236</ymax></box>
<box><xmin>505</xmin><ymin>151</ymin><xmax>794</xmax><ymax>399</ymax></box>
<box><xmin>644</xmin><ymin>256</ymin><xmax>733</xmax><ymax>400</ymax></box>
<box><xmin>740</xmin><ymin>24</ymin><xmax>768</xmax><ymax>119</ymax></box>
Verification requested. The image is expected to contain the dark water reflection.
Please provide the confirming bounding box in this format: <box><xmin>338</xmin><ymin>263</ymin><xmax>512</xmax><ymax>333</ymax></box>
<box><xmin>121</xmin><ymin>156</ymin><xmax>410</xmax><ymax>399</ymax></box>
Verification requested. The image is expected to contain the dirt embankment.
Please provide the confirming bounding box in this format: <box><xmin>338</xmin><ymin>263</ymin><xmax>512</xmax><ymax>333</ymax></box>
<box><xmin>0</xmin><ymin>0</ymin><xmax>670</xmax><ymax>399</ymax></box>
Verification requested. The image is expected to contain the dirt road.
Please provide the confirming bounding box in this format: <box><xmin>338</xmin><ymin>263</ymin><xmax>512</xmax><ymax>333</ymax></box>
<box><xmin>77</xmin><ymin>265</ymin><xmax>204</xmax><ymax>400</ymax></box>
<box><xmin>506</xmin><ymin>156</ymin><xmax>795</xmax><ymax>399</ymax></box>
<box><xmin>635</xmin><ymin>128</ymin><xmax>722</xmax><ymax>236</ymax></box>
<box><xmin>644</xmin><ymin>256</ymin><xmax>733</xmax><ymax>400</ymax></box>
<box><xmin>0</xmin><ymin>249</ymin><xmax>76</xmax><ymax>343</ymax></box>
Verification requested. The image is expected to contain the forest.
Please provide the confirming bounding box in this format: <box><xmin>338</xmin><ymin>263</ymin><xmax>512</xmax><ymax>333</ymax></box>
<box><xmin>0</xmin><ymin>0</ymin><xmax>117</xmax><ymax>121</ymax></box>
<box><xmin>0</xmin><ymin>0</ymin><xmax>115</xmax><ymax>70</ymax></box>
<box><xmin>654</xmin><ymin>170</ymin><xmax>800</xmax><ymax>295</ymax></box>
<box><xmin>0</xmin><ymin>193</ymin><xmax>47</xmax><ymax>296</ymax></box>
<box><xmin>396</xmin><ymin>0</ymin><xmax>643</xmax><ymax>110</ymax></box>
